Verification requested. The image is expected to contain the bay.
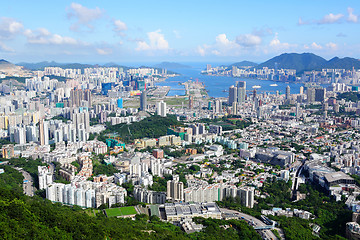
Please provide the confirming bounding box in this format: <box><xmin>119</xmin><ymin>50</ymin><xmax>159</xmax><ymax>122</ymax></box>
<box><xmin>156</xmin><ymin>66</ymin><xmax>303</xmax><ymax>98</ymax></box>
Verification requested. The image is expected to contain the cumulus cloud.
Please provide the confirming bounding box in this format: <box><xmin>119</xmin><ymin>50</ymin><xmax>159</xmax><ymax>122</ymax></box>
<box><xmin>326</xmin><ymin>42</ymin><xmax>338</xmax><ymax>50</ymax></box>
<box><xmin>347</xmin><ymin>7</ymin><xmax>358</xmax><ymax>23</ymax></box>
<box><xmin>0</xmin><ymin>17</ymin><xmax>23</xmax><ymax>39</ymax></box>
<box><xmin>96</xmin><ymin>48</ymin><xmax>112</xmax><ymax>55</ymax></box>
<box><xmin>310</xmin><ymin>42</ymin><xmax>323</xmax><ymax>50</ymax></box>
<box><xmin>113</xmin><ymin>19</ymin><xmax>127</xmax><ymax>35</ymax></box>
<box><xmin>318</xmin><ymin>13</ymin><xmax>343</xmax><ymax>24</ymax></box>
<box><xmin>136</xmin><ymin>30</ymin><xmax>169</xmax><ymax>51</ymax></box>
<box><xmin>236</xmin><ymin>34</ymin><xmax>262</xmax><ymax>47</ymax></box>
<box><xmin>25</xmin><ymin>28</ymin><xmax>79</xmax><ymax>45</ymax></box>
<box><xmin>67</xmin><ymin>3</ymin><xmax>104</xmax><ymax>31</ymax></box>
<box><xmin>269</xmin><ymin>33</ymin><xmax>294</xmax><ymax>50</ymax></box>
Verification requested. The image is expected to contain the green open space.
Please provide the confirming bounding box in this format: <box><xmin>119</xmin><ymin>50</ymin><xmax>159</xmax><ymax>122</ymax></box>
<box><xmin>105</xmin><ymin>206</ymin><xmax>137</xmax><ymax>217</ymax></box>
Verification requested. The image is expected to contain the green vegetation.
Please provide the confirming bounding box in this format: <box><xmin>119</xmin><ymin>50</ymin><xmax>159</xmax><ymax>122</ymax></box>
<box><xmin>193</xmin><ymin>217</ymin><xmax>261</xmax><ymax>240</ymax></box>
<box><xmin>219</xmin><ymin>179</ymin><xmax>351</xmax><ymax>240</ymax></box>
<box><xmin>104</xmin><ymin>206</ymin><xmax>137</xmax><ymax>217</ymax></box>
<box><xmin>0</xmin><ymin>76</ymin><xmax>27</xmax><ymax>83</ymax></box>
<box><xmin>45</xmin><ymin>75</ymin><xmax>68</xmax><ymax>82</ymax></box>
<box><xmin>0</xmin><ymin>138</ymin><xmax>14</xmax><ymax>147</ymax></box>
<box><xmin>52</xmin><ymin>161</ymin><xmax>70</xmax><ymax>184</ymax></box>
<box><xmin>337</xmin><ymin>92</ymin><xmax>360</xmax><ymax>102</ymax></box>
<box><xmin>149</xmin><ymin>174</ymin><xmax>173</xmax><ymax>192</ymax></box>
<box><xmin>100</xmin><ymin>115</ymin><xmax>182</xmax><ymax>143</ymax></box>
<box><xmin>93</xmin><ymin>162</ymin><xmax>118</xmax><ymax>176</ymax></box>
<box><xmin>7</xmin><ymin>157</ymin><xmax>46</xmax><ymax>188</ymax></box>
<box><xmin>0</xmin><ymin>168</ymin><xmax>263</xmax><ymax>239</ymax></box>
<box><xmin>51</xmin><ymin>115</ymin><xmax>69</xmax><ymax>122</ymax></box>
<box><xmin>0</xmin><ymin>165</ymin><xmax>24</xmax><ymax>193</ymax></box>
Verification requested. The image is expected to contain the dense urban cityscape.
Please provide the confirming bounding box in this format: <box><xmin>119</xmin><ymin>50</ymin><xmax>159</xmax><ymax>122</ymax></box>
<box><xmin>1</xmin><ymin>1</ymin><xmax>360</xmax><ymax>240</ymax></box>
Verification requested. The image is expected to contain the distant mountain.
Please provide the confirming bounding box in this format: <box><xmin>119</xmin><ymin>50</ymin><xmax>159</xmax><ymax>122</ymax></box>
<box><xmin>17</xmin><ymin>61</ymin><xmax>130</xmax><ymax>71</ymax></box>
<box><xmin>256</xmin><ymin>53</ymin><xmax>360</xmax><ymax>73</ymax></box>
<box><xmin>153</xmin><ymin>62</ymin><xmax>191</xmax><ymax>69</ymax></box>
<box><xmin>229</xmin><ymin>61</ymin><xmax>258</xmax><ymax>68</ymax></box>
<box><xmin>0</xmin><ymin>59</ymin><xmax>15</xmax><ymax>69</ymax></box>
<box><xmin>257</xmin><ymin>53</ymin><xmax>327</xmax><ymax>73</ymax></box>
<box><xmin>326</xmin><ymin>57</ymin><xmax>360</xmax><ymax>70</ymax></box>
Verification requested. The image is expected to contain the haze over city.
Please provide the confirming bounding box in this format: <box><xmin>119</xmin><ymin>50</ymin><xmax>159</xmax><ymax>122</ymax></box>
<box><xmin>0</xmin><ymin>0</ymin><xmax>359</xmax><ymax>63</ymax></box>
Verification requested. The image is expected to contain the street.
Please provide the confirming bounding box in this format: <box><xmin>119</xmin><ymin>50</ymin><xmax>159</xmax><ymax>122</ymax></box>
<box><xmin>14</xmin><ymin>167</ymin><xmax>35</xmax><ymax>197</ymax></box>
<box><xmin>220</xmin><ymin>208</ymin><xmax>278</xmax><ymax>240</ymax></box>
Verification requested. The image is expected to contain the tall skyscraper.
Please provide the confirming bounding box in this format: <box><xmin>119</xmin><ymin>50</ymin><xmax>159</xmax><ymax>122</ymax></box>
<box><xmin>236</xmin><ymin>81</ymin><xmax>246</xmax><ymax>103</ymax></box>
<box><xmin>228</xmin><ymin>85</ymin><xmax>237</xmax><ymax>104</ymax></box>
<box><xmin>315</xmin><ymin>88</ymin><xmax>326</xmax><ymax>102</ymax></box>
<box><xmin>39</xmin><ymin>119</ymin><xmax>49</xmax><ymax>145</ymax></box>
<box><xmin>189</xmin><ymin>96</ymin><xmax>194</xmax><ymax>109</ymax></box>
<box><xmin>167</xmin><ymin>175</ymin><xmax>184</xmax><ymax>202</ymax></box>
<box><xmin>286</xmin><ymin>85</ymin><xmax>290</xmax><ymax>100</ymax></box>
<box><xmin>307</xmin><ymin>87</ymin><xmax>316</xmax><ymax>104</ymax></box>
<box><xmin>214</xmin><ymin>99</ymin><xmax>221</xmax><ymax>113</ymax></box>
<box><xmin>140</xmin><ymin>91</ymin><xmax>147</xmax><ymax>111</ymax></box>
<box><xmin>157</xmin><ymin>100</ymin><xmax>167</xmax><ymax>117</ymax></box>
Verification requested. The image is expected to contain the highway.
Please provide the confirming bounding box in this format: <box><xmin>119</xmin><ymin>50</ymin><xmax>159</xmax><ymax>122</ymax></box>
<box><xmin>14</xmin><ymin>167</ymin><xmax>35</xmax><ymax>197</ymax></box>
<box><xmin>220</xmin><ymin>208</ymin><xmax>278</xmax><ymax>240</ymax></box>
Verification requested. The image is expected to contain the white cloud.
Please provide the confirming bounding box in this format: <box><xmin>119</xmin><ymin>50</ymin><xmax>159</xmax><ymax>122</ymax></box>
<box><xmin>67</xmin><ymin>3</ymin><xmax>104</xmax><ymax>31</ymax></box>
<box><xmin>311</xmin><ymin>42</ymin><xmax>323</xmax><ymax>50</ymax></box>
<box><xmin>318</xmin><ymin>13</ymin><xmax>343</xmax><ymax>24</ymax></box>
<box><xmin>136</xmin><ymin>30</ymin><xmax>169</xmax><ymax>51</ymax></box>
<box><xmin>0</xmin><ymin>41</ymin><xmax>14</xmax><ymax>52</ymax></box>
<box><xmin>236</xmin><ymin>34</ymin><xmax>262</xmax><ymax>47</ymax></box>
<box><xmin>347</xmin><ymin>7</ymin><xmax>358</xmax><ymax>23</ymax></box>
<box><xmin>269</xmin><ymin>33</ymin><xmax>293</xmax><ymax>50</ymax></box>
<box><xmin>25</xmin><ymin>28</ymin><xmax>79</xmax><ymax>45</ymax></box>
<box><xmin>173</xmin><ymin>30</ymin><xmax>181</xmax><ymax>39</ymax></box>
<box><xmin>96</xmin><ymin>48</ymin><xmax>112</xmax><ymax>55</ymax></box>
<box><xmin>0</xmin><ymin>17</ymin><xmax>23</xmax><ymax>39</ymax></box>
<box><xmin>326</xmin><ymin>42</ymin><xmax>338</xmax><ymax>50</ymax></box>
<box><xmin>196</xmin><ymin>46</ymin><xmax>206</xmax><ymax>56</ymax></box>
<box><xmin>298</xmin><ymin>17</ymin><xmax>309</xmax><ymax>25</ymax></box>
<box><xmin>113</xmin><ymin>19</ymin><xmax>127</xmax><ymax>35</ymax></box>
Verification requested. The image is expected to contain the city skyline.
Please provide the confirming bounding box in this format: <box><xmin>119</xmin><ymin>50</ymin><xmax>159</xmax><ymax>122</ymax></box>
<box><xmin>0</xmin><ymin>1</ymin><xmax>359</xmax><ymax>63</ymax></box>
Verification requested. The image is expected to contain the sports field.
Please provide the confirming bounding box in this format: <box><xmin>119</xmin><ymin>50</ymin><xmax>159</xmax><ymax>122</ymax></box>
<box><xmin>105</xmin><ymin>206</ymin><xmax>137</xmax><ymax>217</ymax></box>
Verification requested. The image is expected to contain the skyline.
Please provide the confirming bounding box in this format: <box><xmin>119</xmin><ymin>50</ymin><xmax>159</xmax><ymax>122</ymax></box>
<box><xmin>0</xmin><ymin>1</ymin><xmax>360</xmax><ymax>63</ymax></box>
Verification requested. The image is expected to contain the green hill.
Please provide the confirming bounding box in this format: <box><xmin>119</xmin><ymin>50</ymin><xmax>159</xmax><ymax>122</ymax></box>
<box><xmin>101</xmin><ymin>115</ymin><xmax>182</xmax><ymax>143</ymax></box>
<box><xmin>256</xmin><ymin>53</ymin><xmax>360</xmax><ymax>73</ymax></box>
<box><xmin>257</xmin><ymin>53</ymin><xmax>327</xmax><ymax>72</ymax></box>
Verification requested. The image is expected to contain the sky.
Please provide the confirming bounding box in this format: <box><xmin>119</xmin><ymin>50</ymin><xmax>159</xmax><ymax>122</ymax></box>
<box><xmin>0</xmin><ymin>0</ymin><xmax>359</xmax><ymax>64</ymax></box>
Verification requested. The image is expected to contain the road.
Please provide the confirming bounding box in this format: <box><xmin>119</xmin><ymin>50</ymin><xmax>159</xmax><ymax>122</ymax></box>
<box><xmin>14</xmin><ymin>167</ymin><xmax>35</xmax><ymax>197</ymax></box>
<box><xmin>291</xmin><ymin>160</ymin><xmax>305</xmax><ymax>201</ymax></box>
<box><xmin>220</xmin><ymin>208</ymin><xmax>278</xmax><ymax>240</ymax></box>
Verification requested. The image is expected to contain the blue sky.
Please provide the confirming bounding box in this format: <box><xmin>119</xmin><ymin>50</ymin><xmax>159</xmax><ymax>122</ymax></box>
<box><xmin>0</xmin><ymin>0</ymin><xmax>359</xmax><ymax>64</ymax></box>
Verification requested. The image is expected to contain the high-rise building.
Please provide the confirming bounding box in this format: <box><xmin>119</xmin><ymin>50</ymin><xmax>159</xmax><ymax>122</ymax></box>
<box><xmin>307</xmin><ymin>87</ymin><xmax>316</xmax><ymax>104</ymax></box>
<box><xmin>299</xmin><ymin>86</ymin><xmax>304</xmax><ymax>95</ymax></box>
<box><xmin>228</xmin><ymin>85</ymin><xmax>237</xmax><ymax>104</ymax></box>
<box><xmin>214</xmin><ymin>99</ymin><xmax>221</xmax><ymax>113</ymax></box>
<box><xmin>236</xmin><ymin>81</ymin><xmax>246</xmax><ymax>103</ymax></box>
<box><xmin>232</xmin><ymin>102</ymin><xmax>238</xmax><ymax>115</ymax></box>
<box><xmin>189</xmin><ymin>96</ymin><xmax>194</xmax><ymax>109</ymax></box>
<box><xmin>286</xmin><ymin>85</ymin><xmax>290</xmax><ymax>100</ymax></box>
<box><xmin>238</xmin><ymin>187</ymin><xmax>254</xmax><ymax>208</ymax></box>
<box><xmin>315</xmin><ymin>88</ymin><xmax>326</xmax><ymax>102</ymax></box>
<box><xmin>140</xmin><ymin>91</ymin><xmax>147</xmax><ymax>111</ymax></box>
<box><xmin>157</xmin><ymin>100</ymin><xmax>167</xmax><ymax>117</ymax></box>
<box><xmin>167</xmin><ymin>175</ymin><xmax>184</xmax><ymax>202</ymax></box>
<box><xmin>38</xmin><ymin>166</ymin><xmax>53</xmax><ymax>190</ymax></box>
